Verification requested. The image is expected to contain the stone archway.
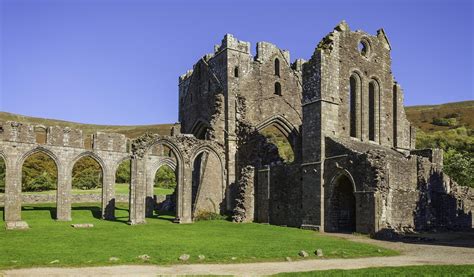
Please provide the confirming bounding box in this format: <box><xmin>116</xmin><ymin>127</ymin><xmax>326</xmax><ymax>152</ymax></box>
<box><xmin>328</xmin><ymin>173</ymin><xmax>356</xmax><ymax>233</ymax></box>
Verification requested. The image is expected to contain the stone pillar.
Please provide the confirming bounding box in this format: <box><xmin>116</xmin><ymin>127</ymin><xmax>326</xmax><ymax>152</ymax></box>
<box><xmin>56</xmin><ymin>162</ymin><xmax>72</xmax><ymax>221</ymax></box>
<box><xmin>129</xmin><ymin>157</ymin><xmax>146</xmax><ymax>224</ymax></box>
<box><xmin>175</xmin><ymin>164</ymin><xmax>192</xmax><ymax>223</ymax></box>
<box><xmin>145</xmin><ymin>166</ymin><xmax>155</xmax><ymax>217</ymax></box>
<box><xmin>4</xmin><ymin>162</ymin><xmax>28</xmax><ymax>229</ymax></box>
<box><xmin>102</xmin><ymin>167</ymin><xmax>116</xmax><ymax>220</ymax></box>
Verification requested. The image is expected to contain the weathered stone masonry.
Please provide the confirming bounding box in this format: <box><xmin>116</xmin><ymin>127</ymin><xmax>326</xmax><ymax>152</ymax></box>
<box><xmin>179</xmin><ymin>21</ymin><xmax>473</xmax><ymax>234</ymax></box>
<box><xmin>0</xmin><ymin>121</ymin><xmax>226</xmax><ymax>229</ymax></box>
<box><xmin>1</xmin><ymin>21</ymin><xmax>472</xmax><ymax>234</ymax></box>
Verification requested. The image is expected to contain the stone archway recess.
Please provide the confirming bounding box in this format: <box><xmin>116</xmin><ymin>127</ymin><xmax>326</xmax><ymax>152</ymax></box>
<box><xmin>327</xmin><ymin>172</ymin><xmax>356</xmax><ymax>233</ymax></box>
<box><xmin>129</xmin><ymin>134</ymin><xmax>225</xmax><ymax>225</ymax></box>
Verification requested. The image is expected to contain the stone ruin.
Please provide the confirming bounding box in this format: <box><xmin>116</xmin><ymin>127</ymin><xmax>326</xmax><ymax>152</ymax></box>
<box><xmin>1</xmin><ymin>21</ymin><xmax>472</xmax><ymax>234</ymax></box>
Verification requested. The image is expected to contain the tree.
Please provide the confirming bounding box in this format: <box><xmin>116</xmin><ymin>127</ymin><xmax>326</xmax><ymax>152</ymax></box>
<box><xmin>72</xmin><ymin>157</ymin><xmax>102</xmax><ymax>190</ymax></box>
<box><xmin>115</xmin><ymin>159</ymin><xmax>131</xmax><ymax>184</ymax></box>
<box><xmin>22</xmin><ymin>152</ymin><xmax>57</xmax><ymax>192</ymax></box>
<box><xmin>154</xmin><ymin>165</ymin><xmax>176</xmax><ymax>189</ymax></box>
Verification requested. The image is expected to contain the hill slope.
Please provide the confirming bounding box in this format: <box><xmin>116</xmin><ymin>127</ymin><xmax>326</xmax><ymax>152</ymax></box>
<box><xmin>405</xmin><ymin>100</ymin><xmax>474</xmax><ymax>132</ymax></box>
<box><xmin>0</xmin><ymin>112</ymin><xmax>174</xmax><ymax>138</ymax></box>
<box><xmin>1</xmin><ymin>100</ymin><xmax>473</xmax><ymax>137</ymax></box>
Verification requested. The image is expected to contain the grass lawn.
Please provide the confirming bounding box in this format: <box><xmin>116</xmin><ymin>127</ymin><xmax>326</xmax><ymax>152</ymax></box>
<box><xmin>20</xmin><ymin>183</ymin><xmax>174</xmax><ymax>196</ymax></box>
<box><xmin>0</xmin><ymin>203</ymin><xmax>397</xmax><ymax>269</ymax></box>
<box><xmin>274</xmin><ymin>265</ymin><xmax>474</xmax><ymax>276</ymax></box>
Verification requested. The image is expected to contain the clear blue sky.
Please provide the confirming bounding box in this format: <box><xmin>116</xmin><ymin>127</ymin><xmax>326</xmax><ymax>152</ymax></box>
<box><xmin>1</xmin><ymin>0</ymin><xmax>473</xmax><ymax>125</ymax></box>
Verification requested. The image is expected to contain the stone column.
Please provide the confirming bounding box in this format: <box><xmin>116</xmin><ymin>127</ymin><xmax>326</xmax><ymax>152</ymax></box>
<box><xmin>129</xmin><ymin>157</ymin><xmax>146</xmax><ymax>224</ymax></box>
<box><xmin>175</xmin><ymin>163</ymin><xmax>192</xmax><ymax>223</ymax></box>
<box><xmin>145</xmin><ymin>163</ymin><xmax>155</xmax><ymax>217</ymax></box>
<box><xmin>102</xmin><ymin>167</ymin><xmax>116</xmax><ymax>220</ymax></box>
<box><xmin>56</xmin><ymin>162</ymin><xmax>72</xmax><ymax>221</ymax></box>
<box><xmin>4</xmin><ymin>161</ymin><xmax>29</xmax><ymax>229</ymax></box>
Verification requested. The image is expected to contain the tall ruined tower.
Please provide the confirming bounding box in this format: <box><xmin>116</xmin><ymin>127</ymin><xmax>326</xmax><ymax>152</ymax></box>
<box><xmin>179</xmin><ymin>34</ymin><xmax>303</xmax><ymax>216</ymax></box>
<box><xmin>300</xmin><ymin>21</ymin><xmax>415</xmax><ymax>230</ymax></box>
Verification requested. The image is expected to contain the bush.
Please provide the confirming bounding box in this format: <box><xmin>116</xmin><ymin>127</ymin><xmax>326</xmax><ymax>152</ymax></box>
<box><xmin>432</xmin><ymin>117</ymin><xmax>458</xmax><ymax>127</ymax></box>
<box><xmin>154</xmin><ymin>165</ymin><xmax>176</xmax><ymax>189</ymax></box>
<box><xmin>21</xmin><ymin>152</ymin><xmax>57</xmax><ymax>192</ymax></box>
<box><xmin>443</xmin><ymin>149</ymin><xmax>474</xmax><ymax>188</ymax></box>
<box><xmin>194</xmin><ymin>211</ymin><xmax>227</xmax><ymax>221</ymax></box>
<box><xmin>116</xmin><ymin>160</ymin><xmax>131</xmax><ymax>183</ymax></box>
<box><xmin>417</xmin><ymin>127</ymin><xmax>474</xmax><ymax>188</ymax></box>
<box><xmin>24</xmin><ymin>173</ymin><xmax>56</xmax><ymax>192</ymax></box>
<box><xmin>72</xmin><ymin>167</ymin><xmax>102</xmax><ymax>190</ymax></box>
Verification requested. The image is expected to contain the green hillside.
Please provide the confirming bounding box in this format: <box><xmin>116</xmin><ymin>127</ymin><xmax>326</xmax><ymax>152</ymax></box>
<box><xmin>0</xmin><ymin>111</ymin><xmax>174</xmax><ymax>138</ymax></box>
<box><xmin>406</xmin><ymin>101</ymin><xmax>473</xmax><ymax>188</ymax></box>
<box><xmin>405</xmin><ymin>100</ymin><xmax>474</xmax><ymax>132</ymax></box>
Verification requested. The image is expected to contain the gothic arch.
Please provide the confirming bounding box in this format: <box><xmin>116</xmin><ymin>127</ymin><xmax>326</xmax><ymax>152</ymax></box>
<box><xmin>190</xmin><ymin>145</ymin><xmax>225</xmax><ymax>215</ymax></box>
<box><xmin>326</xmin><ymin>169</ymin><xmax>357</xmax><ymax>232</ymax></box>
<box><xmin>150</xmin><ymin>157</ymin><xmax>177</xmax><ymax>174</ymax></box>
<box><xmin>69</xmin><ymin>151</ymin><xmax>108</xmax><ymax>174</ymax></box>
<box><xmin>112</xmin><ymin>155</ymin><xmax>133</xmax><ymax>173</ymax></box>
<box><xmin>368</xmin><ymin>77</ymin><xmax>381</xmax><ymax>142</ymax></box>
<box><xmin>0</xmin><ymin>150</ymin><xmax>9</xmax><ymax>171</ymax></box>
<box><xmin>18</xmin><ymin>147</ymin><xmax>60</xmax><ymax>170</ymax></box>
<box><xmin>256</xmin><ymin>115</ymin><xmax>300</xmax><ymax>142</ymax></box>
<box><xmin>190</xmin><ymin>119</ymin><xmax>211</xmax><ymax>140</ymax></box>
<box><xmin>348</xmin><ymin>70</ymin><xmax>363</xmax><ymax>139</ymax></box>
<box><xmin>255</xmin><ymin>115</ymin><xmax>301</xmax><ymax>160</ymax></box>
<box><xmin>144</xmin><ymin>138</ymin><xmax>186</xmax><ymax>220</ymax></box>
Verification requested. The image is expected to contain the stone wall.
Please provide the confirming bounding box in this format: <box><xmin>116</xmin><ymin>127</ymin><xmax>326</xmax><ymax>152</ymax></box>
<box><xmin>255</xmin><ymin>163</ymin><xmax>302</xmax><ymax>227</ymax></box>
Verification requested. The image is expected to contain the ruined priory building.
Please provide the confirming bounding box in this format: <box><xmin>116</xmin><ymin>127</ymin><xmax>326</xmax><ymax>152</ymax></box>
<box><xmin>1</xmin><ymin>21</ymin><xmax>472</xmax><ymax>234</ymax></box>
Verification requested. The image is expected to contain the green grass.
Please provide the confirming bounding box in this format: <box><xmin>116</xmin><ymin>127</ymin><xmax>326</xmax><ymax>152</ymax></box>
<box><xmin>20</xmin><ymin>184</ymin><xmax>174</xmax><ymax>196</ymax></box>
<box><xmin>0</xmin><ymin>203</ymin><xmax>397</xmax><ymax>269</ymax></box>
<box><xmin>274</xmin><ymin>265</ymin><xmax>474</xmax><ymax>276</ymax></box>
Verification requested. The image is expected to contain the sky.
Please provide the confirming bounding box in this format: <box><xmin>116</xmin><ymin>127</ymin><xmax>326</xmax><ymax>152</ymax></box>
<box><xmin>0</xmin><ymin>0</ymin><xmax>473</xmax><ymax>125</ymax></box>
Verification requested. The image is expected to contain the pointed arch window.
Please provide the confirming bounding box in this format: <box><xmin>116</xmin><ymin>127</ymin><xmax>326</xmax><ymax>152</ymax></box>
<box><xmin>274</xmin><ymin>82</ymin><xmax>282</xmax><ymax>96</ymax></box>
<box><xmin>349</xmin><ymin>74</ymin><xmax>361</xmax><ymax>138</ymax></box>
<box><xmin>274</xmin><ymin>58</ymin><xmax>280</xmax><ymax>77</ymax></box>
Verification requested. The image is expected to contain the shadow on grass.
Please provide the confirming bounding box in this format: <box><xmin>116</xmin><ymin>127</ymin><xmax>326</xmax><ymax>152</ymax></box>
<box><xmin>147</xmin><ymin>210</ymin><xmax>176</xmax><ymax>222</ymax></box>
<box><xmin>20</xmin><ymin>205</ymin><xmax>102</xmax><ymax>220</ymax></box>
<box><xmin>374</xmin><ymin>229</ymin><xmax>474</xmax><ymax>248</ymax></box>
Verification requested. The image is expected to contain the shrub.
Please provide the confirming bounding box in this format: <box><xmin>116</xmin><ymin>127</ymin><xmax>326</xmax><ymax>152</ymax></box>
<box><xmin>72</xmin><ymin>167</ymin><xmax>102</xmax><ymax>190</ymax></box>
<box><xmin>154</xmin><ymin>165</ymin><xmax>176</xmax><ymax>189</ymax></box>
<box><xmin>194</xmin><ymin>211</ymin><xmax>227</xmax><ymax>221</ymax></box>
<box><xmin>417</xmin><ymin>127</ymin><xmax>474</xmax><ymax>188</ymax></box>
<box><xmin>432</xmin><ymin>117</ymin><xmax>457</xmax><ymax>127</ymax></box>
<box><xmin>116</xmin><ymin>160</ymin><xmax>131</xmax><ymax>183</ymax></box>
<box><xmin>24</xmin><ymin>173</ymin><xmax>56</xmax><ymax>192</ymax></box>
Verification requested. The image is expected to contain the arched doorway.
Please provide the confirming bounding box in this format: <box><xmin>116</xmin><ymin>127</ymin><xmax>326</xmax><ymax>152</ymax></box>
<box><xmin>115</xmin><ymin>158</ymin><xmax>131</xmax><ymax>221</ymax></box>
<box><xmin>146</xmin><ymin>142</ymin><xmax>180</xmax><ymax>220</ymax></box>
<box><xmin>191</xmin><ymin>148</ymin><xmax>224</xmax><ymax>218</ymax></box>
<box><xmin>71</xmin><ymin>155</ymin><xmax>103</xmax><ymax>219</ymax></box>
<box><xmin>328</xmin><ymin>174</ymin><xmax>356</xmax><ymax>232</ymax></box>
<box><xmin>21</xmin><ymin>151</ymin><xmax>58</xmax><ymax>219</ymax></box>
<box><xmin>153</xmin><ymin>163</ymin><xmax>177</xmax><ymax>216</ymax></box>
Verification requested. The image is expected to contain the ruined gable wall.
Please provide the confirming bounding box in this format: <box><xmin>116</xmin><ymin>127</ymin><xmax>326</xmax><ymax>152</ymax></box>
<box><xmin>331</xmin><ymin>23</ymin><xmax>414</xmax><ymax>149</ymax></box>
<box><xmin>231</xmin><ymin>41</ymin><xmax>303</xmax><ymax>131</ymax></box>
<box><xmin>178</xmin><ymin>46</ymin><xmax>227</xmax><ymax>143</ymax></box>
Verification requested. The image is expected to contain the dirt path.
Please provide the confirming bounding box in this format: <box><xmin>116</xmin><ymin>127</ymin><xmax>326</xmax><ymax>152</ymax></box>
<box><xmin>2</xmin><ymin>232</ymin><xmax>474</xmax><ymax>276</ymax></box>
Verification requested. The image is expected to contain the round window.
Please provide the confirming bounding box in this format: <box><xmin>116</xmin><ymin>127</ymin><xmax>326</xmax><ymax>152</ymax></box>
<box><xmin>358</xmin><ymin>39</ymin><xmax>370</xmax><ymax>58</ymax></box>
